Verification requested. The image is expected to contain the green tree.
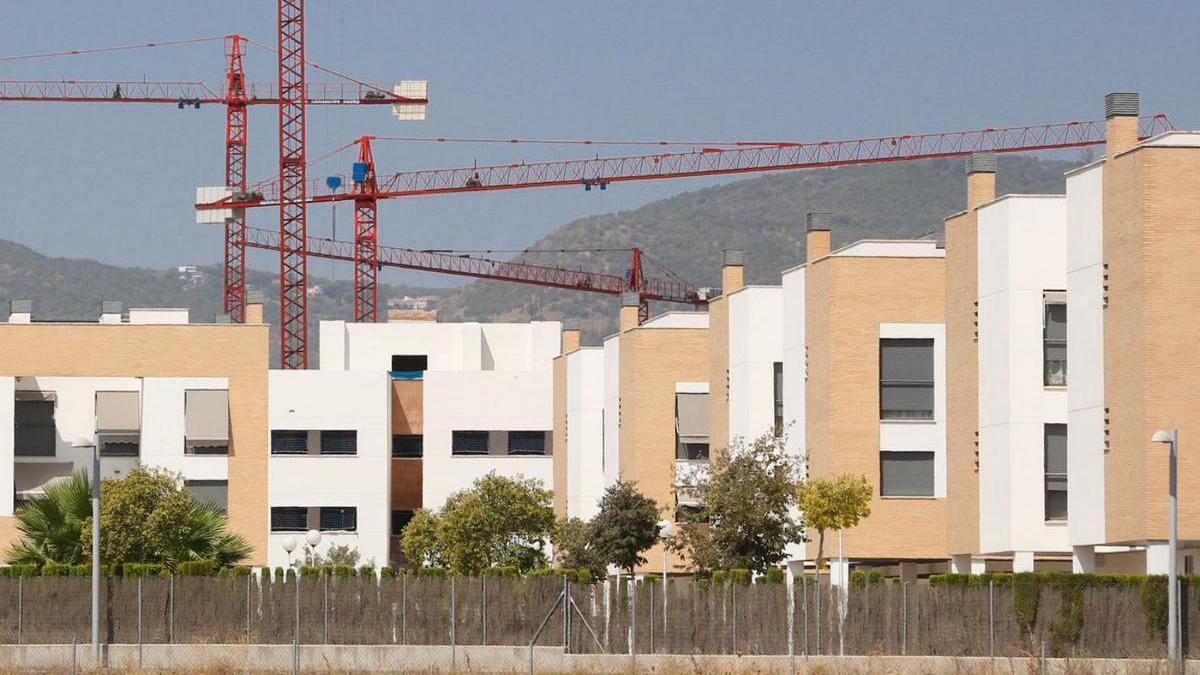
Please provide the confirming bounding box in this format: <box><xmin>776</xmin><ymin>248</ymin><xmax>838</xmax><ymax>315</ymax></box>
<box><xmin>590</xmin><ymin>481</ymin><xmax>661</xmax><ymax>575</ymax></box>
<box><xmin>403</xmin><ymin>473</ymin><xmax>555</xmax><ymax>575</ymax></box>
<box><xmin>795</xmin><ymin>472</ymin><xmax>873</xmax><ymax>574</ymax></box>
<box><xmin>400</xmin><ymin>509</ymin><xmax>444</xmax><ymax>568</ymax></box>
<box><xmin>552</xmin><ymin>516</ymin><xmax>607</xmax><ymax>580</ymax></box>
<box><xmin>305</xmin><ymin>543</ymin><xmax>363</xmax><ymax>567</ymax></box>
<box><xmin>671</xmin><ymin>434</ymin><xmax>802</xmax><ymax>573</ymax></box>
<box><xmin>6</xmin><ymin>471</ymin><xmax>92</xmax><ymax>565</ymax></box>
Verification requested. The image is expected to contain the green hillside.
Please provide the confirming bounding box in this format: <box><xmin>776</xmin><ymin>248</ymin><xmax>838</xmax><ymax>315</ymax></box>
<box><xmin>436</xmin><ymin>154</ymin><xmax>1083</xmax><ymax>340</ymax></box>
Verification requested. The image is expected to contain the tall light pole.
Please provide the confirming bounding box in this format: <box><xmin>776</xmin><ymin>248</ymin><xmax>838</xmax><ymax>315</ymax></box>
<box><xmin>72</xmin><ymin>437</ymin><xmax>100</xmax><ymax>657</ymax></box>
<box><xmin>1152</xmin><ymin>429</ymin><xmax>1179</xmax><ymax>662</ymax></box>
<box><xmin>657</xmin><ymin>520</ymin><xmax>675</xmax><ymax>635</ymax></box>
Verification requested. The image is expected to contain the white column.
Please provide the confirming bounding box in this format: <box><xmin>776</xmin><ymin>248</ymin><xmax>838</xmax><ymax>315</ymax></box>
<box><xmin>1012</xmin><ymin>551</ymin><xmax>1035</xmax><ymax>573</ymax></box>
<box><xmin>950</xmin><ymin>554</ymin><xmax>984</xmax><ymax>574</ymax></box>
<box><xmin>1146</xmin><ymin>542</ymin><xmax>1171</xmax><ymax>575</ymax></box>
<box><xmin>0</xmin><ymin>377</ymin><xmax>15</xmax><ymax>517</ymax></box>
<box><xmin>1072</xmin><ymin>546</ymin><xmax>1096</xmax><ymax>573</ymax></box>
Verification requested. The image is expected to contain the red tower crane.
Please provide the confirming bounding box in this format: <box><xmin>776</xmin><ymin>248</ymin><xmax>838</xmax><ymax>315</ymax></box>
<box><xmin>199</xmin><ymin>112</ymin><xmax>1173</xmax><ymax>354</ymax></box>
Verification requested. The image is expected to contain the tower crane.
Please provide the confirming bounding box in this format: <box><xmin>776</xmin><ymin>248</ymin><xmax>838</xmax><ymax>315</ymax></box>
<box><xmin>198</xmin><ymin>113</ymin><xmax>1173</xmax><ymax>348</ymax></box>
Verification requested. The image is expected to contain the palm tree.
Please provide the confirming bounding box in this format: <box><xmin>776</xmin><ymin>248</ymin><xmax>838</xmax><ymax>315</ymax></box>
<box><xmin>163</xmin><ymin>499</ymin><xmax>252</xmax><ymax>568</ymax></box>
<box><xmin>7</xmin><ymin>471</ymin><xmax>92</xmax><ymax>566</ymax></box>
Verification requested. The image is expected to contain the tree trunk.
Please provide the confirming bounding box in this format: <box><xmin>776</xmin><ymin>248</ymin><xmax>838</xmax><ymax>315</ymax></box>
<box><xmin>815</xmin><ymin>529</ymin><xmax>826</xmax><ymax>578</ymax></box>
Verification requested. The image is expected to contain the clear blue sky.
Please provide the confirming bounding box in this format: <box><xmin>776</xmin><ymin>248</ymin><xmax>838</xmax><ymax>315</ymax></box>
<box><xmin>2</xmin><ymin>1</ymin><xmax>1198</xmax><ymax>287</ymax></box>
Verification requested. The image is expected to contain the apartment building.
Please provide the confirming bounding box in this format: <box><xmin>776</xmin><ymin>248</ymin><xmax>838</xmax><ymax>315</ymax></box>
<box><xmin>975</xmin><ymin>189</ymin><xmax>1071</xmax><ymax>569</ymax></box>
<box><xmin>312</xmin><ymin>318</ymin><xmax>560</xmax><ymax>566</ymax></box>
<box><xmin>1064</xmin><ymin>93</ymin><xmax>1200</xmax><ymax>574</ymax></box>
<box><xmin>0</xmin><ymin>301</ymin><xmax>269</xmax><ymax>564</ymax></box>
<box><xmin>799</xmin><ymin>217</ymin><xmax>949</xmax><ymax>570</ymax></box>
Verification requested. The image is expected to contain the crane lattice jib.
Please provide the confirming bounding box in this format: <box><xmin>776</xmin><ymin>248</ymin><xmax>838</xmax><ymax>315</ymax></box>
<box><xmin>210</xmin><ymin>115</ymin><xmax>1172</xmax><ymax>210</ymax></box>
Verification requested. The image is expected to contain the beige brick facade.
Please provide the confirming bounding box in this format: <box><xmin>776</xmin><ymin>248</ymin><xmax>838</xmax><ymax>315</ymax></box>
<box><xmin>1103</xmin><ymin>141</ymin><xmax>1200</xmax><ymax>544</ymax></box>
<box><xmin>805</xmin><ymin>253</ymin><xmax>948</xmax><ymax>561</ymax></box>
<box><xmin>944</xmin><ymin>170</ymin><xmax>994</xmax><ymax>558</ymax></box>
<box><xmin>0</xmin><ymin>323</ymin><xmax>270</xmax><ymax>564</ymax></box>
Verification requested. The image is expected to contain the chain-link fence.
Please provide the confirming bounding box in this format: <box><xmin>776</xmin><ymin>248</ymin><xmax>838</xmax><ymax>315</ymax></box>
<box><xmin>0</xmin><ymin>575</ymin><xmax>1193</xmax><ymax>671</ymax></box>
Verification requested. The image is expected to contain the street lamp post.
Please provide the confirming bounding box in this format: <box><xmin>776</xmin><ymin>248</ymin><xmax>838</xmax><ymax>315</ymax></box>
<box><xmin>1152</xmin><ymin>429</ymin><xmax>1179</xmax><ymax>662</ymax></box>
<box><xmin>657</xmin><ymin>520</ymin><xmax>675</xmax><ymax>635</ymax></box>
<box><xmin>72</xmin><ymin>438</ymin><xmax>100</xmax><ymax>658</ymax></box>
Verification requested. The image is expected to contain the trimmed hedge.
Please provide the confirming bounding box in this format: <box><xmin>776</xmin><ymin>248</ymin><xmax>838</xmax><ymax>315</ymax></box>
<box><xmin>176</xmin><ymin>560</ymin><xmax>216</xmax><ymax>576</ymax></box>
<box><xmin>763</xmin><ymin>568</ymin><xmax>786</xmax><ymax>585</ymax></box>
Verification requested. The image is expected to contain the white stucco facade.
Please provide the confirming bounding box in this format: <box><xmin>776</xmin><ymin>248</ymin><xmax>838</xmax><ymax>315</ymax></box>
<box><xmin>976</xmin><ymin>195</ymin><xmax>1070</xmax><ymax>559</ymax></box>
<box><xmin>1065</xmin><ymin>163</ymin><xmax>1107</xmax><ymax>552</ymax></box>
<box><xmin>563</xmin><ymin>347</ymin><xmax>606</xmax><ymax>520</ymax></box>
<box><xmin>267</xmin><ymin>369</ymin><xmax>391</xmax><ymax>569</ymax></box>
<box><xmin>727</xmin><ymin>286</ymin><xmax>784</xmax><ymax>447</ymax></box>
<box><xmin>780</xmin><ymin>265</ymin><xmax>807</xmax><ymax>463</ymax></box>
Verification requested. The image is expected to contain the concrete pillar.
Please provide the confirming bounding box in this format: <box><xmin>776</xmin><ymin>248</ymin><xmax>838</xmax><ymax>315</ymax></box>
<box><xmin>1012</xmin><ymin>551</ymin><xmax>1035</xmax><ymax>573</ymax></box>
<box><xmin>950</xmin><ymin>554</ymin><xmax>986</xmax><ymax>575</ymax></box>
<box><xmin>805</xmin><ymin>213</ymin><xmax>831</xmax><ymax>263</ymax></box>
<box><xmin>1072</xmin><ymin>546</ymin><xmax>1097</xmax><ymax>573</ymax></box>
<box><xmin>1104</xmin><ymin>92</ymin><xmax>1140</xmax><ymax>159</ymax></box>
<box><xmin>1146</xmin><ymin>542</ymin><xmax>1170</xmax><ymax>575</ymax></box>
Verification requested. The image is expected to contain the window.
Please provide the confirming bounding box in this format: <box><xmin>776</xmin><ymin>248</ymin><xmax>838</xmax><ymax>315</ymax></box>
<box><xmin>320</xmin><ymin>430</ymin><xmax>357</xmax><ymax>455</ymax></box>
<box><xmin>96</xmin><ymin>391</ymin><xmax>140</xmax><ymax>456</ymax></box>
<box><xmin>392</xmin><ymin>434</ymin><xmax>424</xmax><ymax>458</ymax></box>
<box><xmin>880</xmin><ymin>451</ymin><xmax>935</xmax><ymax>497</ymax></box>
<box><xmin>678</xmin><ymin>442</ymin><xmax>710</xmax><ymax>461</ymax></box>
<box><xmin>186</xmin><ymin>480</ymin><xmax>228</xmax><ymax>513</ymax></box>
<box><xmin>271</xmin><ymin>430</ymin><xmax>308</xmax><ymax>455</ymax></box>
<box><xmin>15</xmin><ymin>399</ymin><xmax>55</xmax><ymax>457</ymax></box>
<box><xmin>1044</xmin><ymin>424</ymin><xmax>1068</xmax><ymax>521</ymax></box>
<box><xmin>392</xmin><ymin>510</ymin><xmax>414</xmax><ymax>536</ymax></box>
<box><xmin>452</xmin><ymin>430</ymin><xmax>490</xmax><ymax>455</ymax></box>
<box><xmin>270</xmin><ymin>507</ymin><xmax>308</xmax><ymax>532</ymax></box>
<box><xmin>773</xmin><ymin>362</ymin><xmax>784</xmax><ymax>436</ymax></box>
<box><xmin>390</xmin><ymin>355</ymin><xmax>427</xmax><ymax>379</ymax></box>
<box><xmin>320</xmin><ymin>507</ymin><xmax>357</xmax><ymax>532</ymax></box>
<box><xmin>880</xmin><ymin>339</ymin><xmax>935</xmax><ymax>421</ymax></box>
<box><xmin>675</xmin><ymin>392</ymin><xmax>710</xmax><ymax>460</ymax></box>
<box><xmin>1043</xmin><ymin>294</ymin><xmax>1067</xmax><ymax>386</ymax></box>
<box><xmin>185</xmin><ymin>390</ymin><xmax>229</xmax><ymax>454</ymax></box>
<box><xmin>508</xmin><ymin>431</ymin><xmax>547</xmax><ymax>456</ymax></box>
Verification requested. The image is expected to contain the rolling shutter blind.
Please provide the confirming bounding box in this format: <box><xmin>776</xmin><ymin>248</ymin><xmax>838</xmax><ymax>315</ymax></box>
<box><xmin>880</xmin><ymin>451</ymin><xmax>935</xmax><ymax>497</ymax></box>
<box><xmin>675</xmin><ymin>393</ymin><xmax>710</xmax><ymax>443</ymax></box>
<box><xmin>96</xmin><ymin>391</ymin><xmax>140</xmax><ymax>433</ymax></box>
<box><xmin>880</xmin><ymin>339</ymin><xmax>934</xmax><ymax>419</ymax></box>
<box><xmin>185</xmin><ymin>390</ymin><xmax>229</xmax><ymax>442</ymax></box>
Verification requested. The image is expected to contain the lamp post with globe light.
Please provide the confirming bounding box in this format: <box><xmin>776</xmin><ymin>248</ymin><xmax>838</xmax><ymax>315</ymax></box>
<box><xmin>657</xmin><ymin>520</ymin><xmax>675</xmax><ymax>634</ymax></box>
<box><xmin>1151</xmin><ymin>428</ymin><xmax>1179</xmax><ymax>662</ymax></box>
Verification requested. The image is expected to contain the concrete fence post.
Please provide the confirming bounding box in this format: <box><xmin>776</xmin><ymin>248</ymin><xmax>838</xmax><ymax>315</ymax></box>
<box><xmin>732</xmin><ymin>581</ymin><xmax>738</xmax><ymax>654</ymax></box>
<box><xmin>451</xmin><ymin>576</ymin><xmax>458</xmax><ymax>670</ymax></box>
<box><xmin>802</xmin><ymin>576</ymin><xmax>809</xmax><ymax>658</ymax></box>
<box><xmin>648</xmin><ymin>581</ymin><xmax>654</xmax><ymax>654</ymax></box>
<box><xmin>401</xmin><ymin>573</ymin><xmax>408</xmax><ymax>645</ymax></box>
<box><xmin>293</xmin><ymin>577</ymin><xmax>300</xmax><ymax>675</ymax></box>
<box><xmin>168</xmin><ymin>576</ymin><xmax>174</xmax><ymax>644</ymax></box>
<box><xmin>815</xmin><ymin>577</ymin><xmax>821</xmax><ymax>655</ymax></box>
<box><xmin>629</xmin><ymin>575</ymin><xmax>636</xmax><ymax>658</ymax></box>
<box><xmin>900</xmin><ymin>581</ymin><xmax>907</xmax><ymax>657</ymax></box>
<box><xmin>482</xmin><ymin>576</ymin><xmax>488</xmax><ymax>646</ymax></box>
<box><xmin>137</xmin><ymin>577</ymin><xmax>143</xmax><ymax>668</ymax></box>
<box><xmin>245</xmin><ymin>575</ymin><xmax>252</xmax><ymax>643</ymax></box>
<box><xmin>989</xmin><ymin>580</ymin><xmax>995</xmax><ymax>661</ymax></box>
<box><xmin>787</xmin><ymin>578</ymin><xmax>795</xmax><ymax>673</ymax></box>
<box><xmin>323</xmin><ymin>575</ymin><xmax>329</xmax><ymax>644</ymax></box>
<box><xmin>16</xmin><ymin>576</ymin><xmax>21</xmax><ymax>645</ymax></box>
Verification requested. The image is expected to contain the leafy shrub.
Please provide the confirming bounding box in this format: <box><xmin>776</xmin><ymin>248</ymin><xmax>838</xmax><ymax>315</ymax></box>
<box><xmin>5</xmin><ymin>565</ymin><xmax>39</xmax><ymax>577</ymax></box>
<box><xmin>1012</xmin><ymin>573</ymin><xmax>1041</xmax><ymax>638</ymax></box>
<box><xmin>763</xmin><ymin>568</ymin><xmax>786</xmax><ymax>585</ymax></box>
<box><xmin>576</xmin><ymin>568</ymin><xmax>594</xmax><ymax>585</ymax></box>
<box><xmin>71</xmin><ymin>565</ymin><xmax>92</xmax><ymax>577</ymax></box>
<box><xmin>217</xmin><ymin>568</ymin><xmax>232</xmax><ymax>579</ymax></box>
<box><xmin>417</xmin><ymin>567</ymin><xmax>448</xmax><ymax>577</ymax></box>
<box><xmin>332</xmin><ymin>565</ymin><xmax>355</xmax><ymax>579</ymax></box>
<box><xmin>729</xmin><ymin>569</ymin><xmax>752</xmax><ymax>586</ymax></box>
<box><xmin>273</xmin><ymin>567</ymin><xmax>286</xmax><ymax>582</ymax></box>
<box><xmin>358</xmin><ymin>566</ymin><xmax>376</xmax><ymax>579</ymax></box>
<box><xmin>41</xmin><ymin>562</ymin><xmax>72</xmax><ymax>577</ymax></box>
<box><xmin>482</xmin><ymin>566</ymin><xmax>519</xmax><ymax>578</ymax></box>
<box><xmin>176</xmin><ymin>559</ymin><xmax>216</xmax><ymax>576</ymax></box>
<box><xmin>1141</xmin><ymin>576</ymin><xmax>1169</xmax><ymax>642</ymax></box>
<box><xmin>849</xmin><ymin>570</ymin><xmax>867</xmax><ymax>588</ymax></box>
<box><xmin>233</xmin><ymin>566</ymin><xmax>253</xmax><ymax>577</ymax></box>
<box><xmin>285</xmin><ymin>568</ymin><xmax>296</xmax><ymax>581</ymax></box>
<box><xmin>711</xmin><ymin>570</ymin><xmax>727</xmax><ymax>585</ymax></box>
<box><xmin>379</xmin><ymin>567</ymin><xmax>395</xmax><ymax>579</ymax></box>
<box><xmin>526</xmin><ymin>567</ymin><xmax>555</xmax><ymax>579</ymax></box>
<box><xmin>299</xmin><ymin>565</ymin><xmax>323</xmax><ymax>578</ymax></box>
